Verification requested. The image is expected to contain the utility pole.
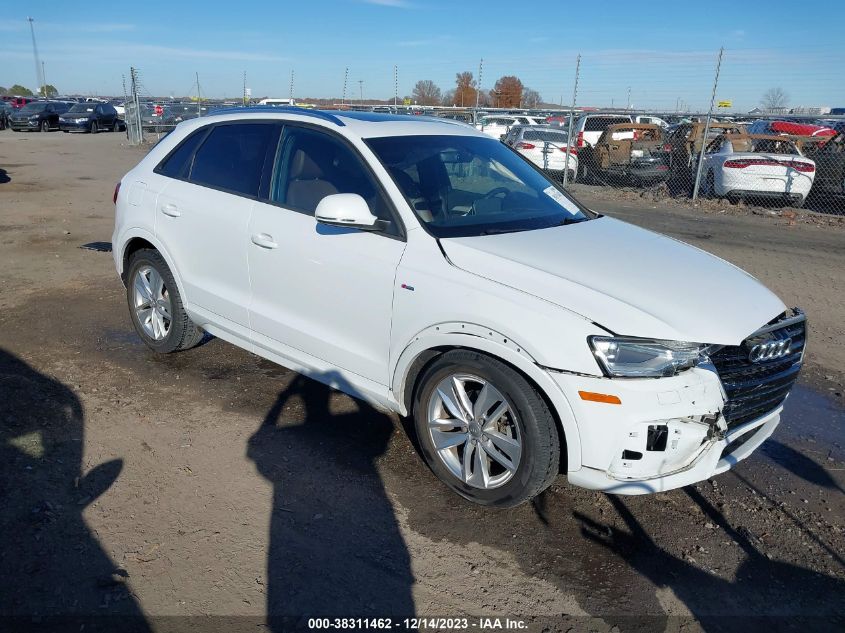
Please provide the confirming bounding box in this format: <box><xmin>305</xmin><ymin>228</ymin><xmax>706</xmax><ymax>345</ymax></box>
<box><xmin>196</xmin><ymin>71</ymin><xmax>201</xmax><ymax>116</ymax></box>
<box><xmin>243</xmin><ymin>71</ymin><xmax>247</xmax><ymax>107</ymax></box>
<box><xmin>692</xmin><ymin>47</ymin><xmax>724</xmax><ymax>201</ymax></box>
<box><xmin>627</xmin><ymin>86</ymin><xmax>631</xmax><ymax>110</ymax></box>
<box><xmin>562</xmin><ymin>54</ymin><xmax>581</xmax><ymax>188</ymax></box>
<box><xmin>358</xmin><ymin>80</ymin><xmax>364</xmax><ymax>105</ymax></box>
<box><xmin>475</xmin><ymin>57</ymin><xmax>484</xmax><ymax>116</ymax></box>
<box><xmin>341</xmin><ymin>67</ymin><xmax>349</xmax><ymax>107</ymax></box>
<box><xmin>289</xmin><ymin>69</ymin><xmax>295</xmax><ymax>103</ymax></box>
<box><xmin>27</xmin><ymin>18</ymin><xmax>44</xmax><ymax>95</ymax></box>
<box><xmin>41</xmin><ymin>61</ymin><xmax>47</xmax><ymax>97</ymax></box>
<box><xmin>393</xmin><ymin>65</ymin><xmax>398</xmax><ymax>108</ymax></box>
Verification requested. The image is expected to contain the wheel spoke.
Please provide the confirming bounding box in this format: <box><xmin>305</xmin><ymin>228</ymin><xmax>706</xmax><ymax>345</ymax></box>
<box><xmin>159</xmin><ymin>301</ymin><xmax>171</xmax><ymax>320</ymax></box>
<box><xmin>436</xmin><ymin>387</ymin><xmax>468</xmax><ymax>423</ymax></box>
<box><xmin>485</xmin><ymin>430</ymin><xmax>521</xmax><ymax>467</ymax></box>
<box><xmin>482</xmin><ymin>401</ymin><xmax>510</xmax><ymax>431</ymax></box>
<box><xmin>134</xmin><ymin>271</ymin><xmax>153</xmax><ymax>301</ymax></box>
<box><xmin>474</xmin><ymin>383</ymin><xmax>503</xmax><ymax>421</ymax></box>
<box><xmin>431</xmin><ymin>429</ymin><xmax>468</xmax><ymax>451</ymax></box>
<box><xmin>468</xmin><ymin>443</ymin><xmax>490</xmax><ymax>488</ymax></box>
<box><xmin>429</xmin><ymin>417</ymin><xmax>465</xmax><ymax>430</ymax></box>
<box><xmin>148</xmin><ymin>268</ymin><xmax>165</xmax><ymax>300</ymax></box>
<box><xmin>462</xmin><ymin>439</ymin><xmax>474</xmax><ymax>483</ymax></box>
<box><xmin>451</xmin><ymin>376</ymin><xmax>474</xmax><ymax>421</ymax></box>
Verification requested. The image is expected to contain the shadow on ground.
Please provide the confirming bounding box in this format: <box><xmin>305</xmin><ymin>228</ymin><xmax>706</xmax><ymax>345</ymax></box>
<box><xmin>0</xmin><ymin>348</ymin><xmax>151</xmax><ymax>631</ymax></box>
<box><xmin>247</xmin><ymin>373</ymin><xmax>415</xmax><ymax>630</ymax></box>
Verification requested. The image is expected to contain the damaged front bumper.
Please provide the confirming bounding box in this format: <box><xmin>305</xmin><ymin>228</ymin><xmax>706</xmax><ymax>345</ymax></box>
<box><xmin>551</xmin><ymin>366</ymin><xmax>784</xmax><ymax>494</ymax></box>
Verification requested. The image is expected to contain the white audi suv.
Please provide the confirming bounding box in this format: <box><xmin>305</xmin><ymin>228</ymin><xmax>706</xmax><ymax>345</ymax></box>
<box><xmin>113</xmin><ymin>108</ymin><xmax>805</xmax><ymax>506</ymax></box>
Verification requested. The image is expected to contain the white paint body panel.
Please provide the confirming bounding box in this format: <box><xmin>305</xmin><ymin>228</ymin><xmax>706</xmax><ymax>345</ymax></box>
<box><xmin>112</xmin><ymin>110</ymin><xmax>795</xmax><ymax>495</ymax></box>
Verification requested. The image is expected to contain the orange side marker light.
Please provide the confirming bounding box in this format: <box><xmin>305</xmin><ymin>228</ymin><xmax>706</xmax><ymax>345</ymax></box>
<box><xmin>578</xmin><ymin>391</ymin><xmax>622</xmax><ymax>405</ymax></box>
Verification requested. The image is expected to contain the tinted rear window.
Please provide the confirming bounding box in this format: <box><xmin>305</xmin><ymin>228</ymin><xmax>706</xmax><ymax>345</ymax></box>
<box><xmin>189</xmin><ymin>123</ymin><xmax>275</xmax><ymax>197</ymax></box>
<box><xmin>156</xmin><ymin>129</ymin><xmax>208</xmax><ymax>179</ymax></box>
<box><xmin>524</xmin><ymin>130</ymin><xmax>569</xmax><ymax>143</ymax></box>
<box><xmin>584</xmin><ymin>116</ymin><xmax>631</xmax><ymax>132</ymax></box>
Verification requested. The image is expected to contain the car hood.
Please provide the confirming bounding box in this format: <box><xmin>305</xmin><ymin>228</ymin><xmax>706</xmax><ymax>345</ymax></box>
<box><xmin>439</xmin><ymin>216</ymin><xmax>785</xmax><ymax>345</ymax></box>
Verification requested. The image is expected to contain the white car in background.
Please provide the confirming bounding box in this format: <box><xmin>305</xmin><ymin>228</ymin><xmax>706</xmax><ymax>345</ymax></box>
<box><xmin>476</xmin><ymin>115</ymin><xmax>545</xmax><ymax>139</ymax></box>
<box><xmin>700</xmin><ymin>134</ymin><xmax>816</xmax><ymax>206</ymax></box>
<box><xmin>571</xmin><ymin>113</ymin><xmax>633</xmax><ymax>149</ymax></box>
<box><xmin>112</xmin><ymin>109</ymin><xmax>806</xmax><ymax>506</ymax></box>
<box><xmin>633</xmin><ymin>114</ymin><xmax>669</xmax><ymax>128</ymax></box>
<box><xmin>503</xmin><ymin>125</ymin><xmax>578</xmax><ymax>182</ymax></box>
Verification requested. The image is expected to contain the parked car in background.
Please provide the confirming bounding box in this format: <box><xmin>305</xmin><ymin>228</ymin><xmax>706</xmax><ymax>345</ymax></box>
<box><xmin>503</xmin><ymin>125</ymin><xmax>578</xmax><ymax>182</ymax></box>
<box><xmin>747</xmin><ymin>120</ymin><xmax>835</xmax><ymax>138</ymax></box>
<box><xmin>59</xmin><ymin>102</ymin><xmax>122</xmax><ymax>133</ymax></box>
<box><xmin>699</xmin><ymin>134</ymin><xmax>816</xmax><ymax>206</ymax></box>
<box><xmin>139</xmin><ymin>104</ymin><xmax>177</xmax><ymax>133</ymax></box>
<box><xmin>170</xmin><ymin>104</ymin><xmax>211</xmax><ymax>123</ymax></box>
<box><xmin>633</xmin><ymin>114</ymin><xmax>669</xmax><ymax>128</ymax></box>
<box><xmin>9</xmin><ymin>100</ymin><xmax>72</xmax><ymax>132</ymax></box>
<box><xmin>803</xmin><ymin>131</ymin><xmax>845</xmax><ymax>197</ymax></box>
<box><xmin>570</xmin><ymin>114</ymin><xmax>633</xmax><ymax>151</ymax></box>
<box><xmin>665</xmin><ymin>122</ymin><xmax>744</xmax><ymax>187</ymax></box>
<box><xmin>476</xmin><ymin>114</ymin><xmax>545</xmax><ymax>139</ymax></box>
<box><xmin>5</xmin><ymin>96</ymin><xmax>36</xmax><ymax>109</ymax></box>
<box><xmin>579</xmin><ymin>124</ymin><xmax>671</xmax><ymax>185</ymax></box>
<box><xmin>113</xmin><ymin>108</ymin><xmax>805</xmax><ymax>505</ymax></box>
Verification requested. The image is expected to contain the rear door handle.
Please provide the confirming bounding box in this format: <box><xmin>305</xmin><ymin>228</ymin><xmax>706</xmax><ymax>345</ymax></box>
<box><xmin>251</xmin><ymin>233</ymin><xmax>278</xmax><ymax>249</ymax></box>
<box><xmin>161</xmin><ymin>203</ymin><xmax>181</xmax><ymax>217</ymax></box>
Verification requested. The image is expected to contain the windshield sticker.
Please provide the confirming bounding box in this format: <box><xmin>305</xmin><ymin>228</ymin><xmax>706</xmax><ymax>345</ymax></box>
<box><xmin>543</xmin><ymin>186</ymin><xmax>580</xmax><ymax>215</ymax></box>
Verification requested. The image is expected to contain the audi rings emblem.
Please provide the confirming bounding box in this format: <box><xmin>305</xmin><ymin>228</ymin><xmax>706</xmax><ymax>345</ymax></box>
<box><xmin>748</xmin><ymin>337</ymin><xmax>792</xmax><ymax>363</ymax></box>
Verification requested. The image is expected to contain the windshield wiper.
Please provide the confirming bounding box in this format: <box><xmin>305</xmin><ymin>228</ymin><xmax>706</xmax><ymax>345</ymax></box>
<box><xmin>479</xmin><ymin>227</ymin><xmax>532</xmax><ymax>236</ymax></box>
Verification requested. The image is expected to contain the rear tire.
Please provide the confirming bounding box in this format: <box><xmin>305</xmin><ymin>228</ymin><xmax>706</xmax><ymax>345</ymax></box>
<box><xmin>126</xmin><ymin>249</ymin><xmax>204</xmax><ymax>353</ymax></box>
<box><xmin>412</xmin><ymin>350</ymin><xmax>560</xmax><ymax>507</ymax></box>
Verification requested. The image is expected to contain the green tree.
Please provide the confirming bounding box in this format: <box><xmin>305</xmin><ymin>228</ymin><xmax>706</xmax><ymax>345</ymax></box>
<box><xmin>8</xmin><ymin>84</ymin><xmax>34</xmax><ymax>97</ymax></box>
<box><xmin>0</xmin><ymin>86</ymin><xmax>7</xmax><ymax>95</ymax></box>
<box><xmin>40</xmin><ymin>84</ymin><xmax>59</xmax><ymax>98</ymax></box>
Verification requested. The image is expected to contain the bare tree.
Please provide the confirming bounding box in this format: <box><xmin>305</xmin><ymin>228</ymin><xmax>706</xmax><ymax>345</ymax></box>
<box><xmin>522</xmin><ymin>87</ymin><xmax>542</xmax><ymax>108</ymax></box>
<box><xmin>761</xmin><ymin>87</ymin><xmax>789</xmax><ymax>111</ymax></box>
<box><xmin>412</xmin><ymin>80</ymin><xmax>442</xmax><ymax>106</ymax></box>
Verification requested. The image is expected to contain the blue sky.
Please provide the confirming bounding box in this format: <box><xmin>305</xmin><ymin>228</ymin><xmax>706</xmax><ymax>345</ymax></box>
<box><xmin>2</xmin><ymin>0</ymin><xmax>843</xmax><ymax>111</ymax></box>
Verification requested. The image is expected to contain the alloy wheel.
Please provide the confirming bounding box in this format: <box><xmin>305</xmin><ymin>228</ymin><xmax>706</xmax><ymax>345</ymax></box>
<box><xmin>426</xmin><ymin>373</ymin><xmax>522</xmax><ymax>489</ymax></box>
<box><xmin>132</xmin><ymin>265</ymin><xmax>172</xmax><ymax>341</ymax></box>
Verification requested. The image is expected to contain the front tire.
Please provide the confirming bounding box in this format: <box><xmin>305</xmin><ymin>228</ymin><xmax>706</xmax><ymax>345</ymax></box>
<box><xmin>413</xmin><ymin>350</ymin><xmax>560</xmax><ymax>507</ymax></box>
<box><xmin>113</xmin><ymin>120</ymin><xmax>120</xmax><ymax>132</ymax></box>
<box><xmin>40</xmin><ymin>120</ymin><xmax>49</xmax><ymax>132</ymax></box>
<box><xmin>126</xmin><ymin>249</ymin><xmax>203</xmax><ymax>353</ymax></box>
<box><xmin>90</xmin><ymin>121</ymin><xmax>99</xmax><ymax>134</ymax></box>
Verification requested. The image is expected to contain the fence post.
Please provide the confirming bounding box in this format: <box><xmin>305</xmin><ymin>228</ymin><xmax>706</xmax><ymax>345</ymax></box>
<box><xmin>562</xmin><ymin>54</ymin><xmax>581</xmax><ymax>188</ymax></box>
<box><xmin>692</xmin><ymin>47</ymin><xmax>724</xmax><ymax>201</ymax></box>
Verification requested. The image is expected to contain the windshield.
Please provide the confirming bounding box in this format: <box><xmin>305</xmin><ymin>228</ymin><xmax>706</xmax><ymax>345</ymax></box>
<box><xmin>68</xmin><ymin>104</ymin><xmax>94</xmax><ymax>113</ymax></box>
<box><xmin>21</xmin><ymin>103</ymin><xmax>48</xmax><ymax>112</ymax></box>
<box><xmin>367</xmin><ymin>134</ymin><xmax>591</xmax><ymax>238</ymax></box>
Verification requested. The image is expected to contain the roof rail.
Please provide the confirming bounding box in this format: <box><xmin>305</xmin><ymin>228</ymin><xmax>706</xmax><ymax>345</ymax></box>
<box><xmin>206</xmin><ymin>106</ymin><xmax>345</xmax><ymax>126</ymax></box>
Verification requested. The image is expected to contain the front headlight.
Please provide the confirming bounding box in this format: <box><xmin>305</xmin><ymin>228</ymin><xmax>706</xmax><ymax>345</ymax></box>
<box><xmin>589</xmin><ymin>336</ymin><xmax>711</xmax><ymax>378</ymax></box>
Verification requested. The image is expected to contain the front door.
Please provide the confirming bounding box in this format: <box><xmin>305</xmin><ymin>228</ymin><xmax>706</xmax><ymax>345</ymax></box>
<box><xmin>248</xmin><ymin>124</ymin><xmax>406</xmax><ymax>385</ymax></box>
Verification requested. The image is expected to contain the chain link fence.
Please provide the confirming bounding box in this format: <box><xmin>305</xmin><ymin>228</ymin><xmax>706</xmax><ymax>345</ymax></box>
<box><xmin>120</xmin><ymin>49</ymin><xmax>845</xmax><ymax>215</ymax></box>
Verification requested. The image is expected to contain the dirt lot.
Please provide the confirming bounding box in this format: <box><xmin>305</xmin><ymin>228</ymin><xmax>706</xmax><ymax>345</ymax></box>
<box><xmin>1</xmin><ymin>131</ymin><xmax>843</xmax><ymax>632</ymax></box>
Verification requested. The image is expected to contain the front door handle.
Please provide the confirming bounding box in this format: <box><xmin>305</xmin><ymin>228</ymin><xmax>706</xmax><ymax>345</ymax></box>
<box><xmin>251</xmin><ymin>233</ymin><xmax>278</xmax><ymax>249</ymax></box>
<box><xmin>161</xmin><ymin>203</ymin><xmax>181</xmax><ymax>217</ymax></box>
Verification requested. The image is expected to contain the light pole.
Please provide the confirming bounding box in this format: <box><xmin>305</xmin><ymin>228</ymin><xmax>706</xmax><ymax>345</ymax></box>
<box><xmin>27</xmin><ymin>18</ymin><xmax>44</xmax><ymax>95</ymax></box>
<box><xmin>358</xmin><ymin>80</ymin><xmax>364</xmax><ymax>105</ymax></box>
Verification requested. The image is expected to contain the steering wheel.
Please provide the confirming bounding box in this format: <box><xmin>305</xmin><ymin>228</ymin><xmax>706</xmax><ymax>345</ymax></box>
<box><xmin>479</xmin><ymin>187</ymin><xmax>510</xmax><ymax>201</ymax></box>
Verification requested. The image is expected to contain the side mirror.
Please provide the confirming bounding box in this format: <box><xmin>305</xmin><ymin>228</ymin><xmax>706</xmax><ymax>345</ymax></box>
<box><xmin>315</xmin><ymin>193</ymin><xmax>379</xmax><ymax>230</ymax></box>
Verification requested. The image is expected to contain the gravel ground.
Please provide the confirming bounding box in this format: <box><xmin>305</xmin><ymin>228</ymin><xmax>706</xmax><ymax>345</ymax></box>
<box><xmin>0</xmin><ymin>131</ymin><xmax>843</xmax><ymax>632</ymax></box>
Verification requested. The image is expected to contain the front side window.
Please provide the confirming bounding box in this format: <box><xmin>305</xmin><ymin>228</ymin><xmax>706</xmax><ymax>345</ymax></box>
<box><xmin>189</xmin><ymin>123</ymin><xmax>275</xmax><ymax>197</ymax></box>
<box><xmin>269</xmin><ymin>126</ymin><xmax>398</xmax><ymax>234</ymax></box>
<box><xmin>367</xmin><ymin>134</ymin><xmax>591</xmax><ymax>238</ymax></box>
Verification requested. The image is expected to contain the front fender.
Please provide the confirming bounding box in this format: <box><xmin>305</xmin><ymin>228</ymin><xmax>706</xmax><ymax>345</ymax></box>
<box><xmin>391</xmin><ymin>323</ymin><xmax>582</xmax><ymax>472</ymax></box>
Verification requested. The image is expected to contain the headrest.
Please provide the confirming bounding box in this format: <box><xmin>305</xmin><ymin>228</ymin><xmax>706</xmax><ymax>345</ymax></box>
<box><xmin>290</xmin><ymin>149</ymin><xmax>325</xmax><ymax>180</ymax></box>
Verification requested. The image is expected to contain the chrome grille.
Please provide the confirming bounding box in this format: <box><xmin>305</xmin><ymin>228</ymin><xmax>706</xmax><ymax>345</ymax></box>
<box><xmin>710</xmin><ymin>310</ymin><xmax>806</xmax><ymax>429</ymax></box>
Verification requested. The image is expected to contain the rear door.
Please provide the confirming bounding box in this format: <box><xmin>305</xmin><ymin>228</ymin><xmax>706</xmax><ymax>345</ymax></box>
<box><xmin>154</xmin><ymin>121</ymin><xmax>279</xmax><ymax>334</ymax></box>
